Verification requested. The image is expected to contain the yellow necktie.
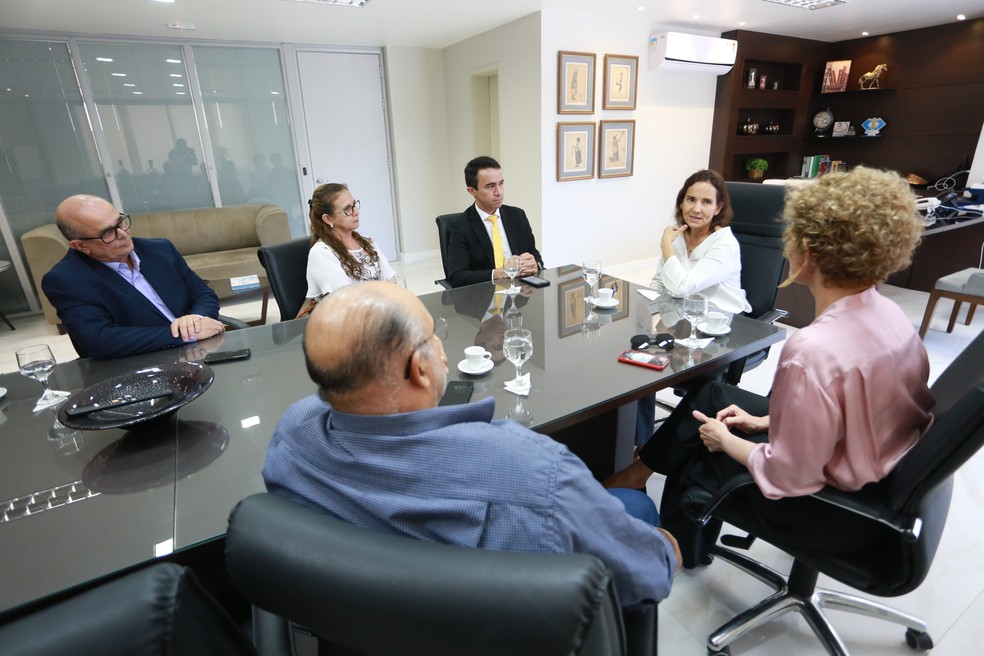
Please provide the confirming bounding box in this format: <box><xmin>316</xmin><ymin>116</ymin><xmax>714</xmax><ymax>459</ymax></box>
<box><xmin>488</xmin><ymin>214</ymin><xmax>504</xmax><ymax>268</ymax></box>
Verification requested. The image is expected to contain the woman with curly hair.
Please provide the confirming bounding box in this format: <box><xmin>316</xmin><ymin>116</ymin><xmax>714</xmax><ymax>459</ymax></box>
<box><xmin>300</xmin><ymin>183</ymin><xmax>396</xmax><ymax>316</ymax></box>
<box><xmin>606</xmin><ymin>166</ymin><xmax>934</xmax><ymax>567</ymax></box>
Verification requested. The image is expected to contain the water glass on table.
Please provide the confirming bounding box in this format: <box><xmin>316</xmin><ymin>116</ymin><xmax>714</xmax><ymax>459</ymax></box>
<box><xmin>503</xmin><ymin>328</ymin><xmax>533</xmax><ymax>388</ymax></box>
<box><xmin>503</xmin><ymin>256</ymin><xmax>521</xmax><ymax>295</ymax></box>
<box><xmin>678</xmin><ymin>294</ymin><xmax>709</xmax><ymax>349</ymax></box>
<box><xmin>582</xmin><ymin>260</ymin><xmax>602</xmax><ymax>301</ymax></box>
<box><xmin>16</xmin><ymin>344</ymin><xmax>71</xmax><ymax>410</ymax></box>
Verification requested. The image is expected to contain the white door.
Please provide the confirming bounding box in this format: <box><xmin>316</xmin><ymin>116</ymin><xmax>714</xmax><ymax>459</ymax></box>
<box><xmin>293</xmin><ymin>50</ymin><xmax>398</xmax><ymax>261</ymax></box>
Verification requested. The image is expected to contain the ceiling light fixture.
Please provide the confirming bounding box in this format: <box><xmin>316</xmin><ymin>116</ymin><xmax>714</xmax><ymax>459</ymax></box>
<box><xmin>739</xmin><ymin>21</ymin><xmax>747</xmax><ymax>26</ymax></box>
<box><xmin>281</xmin><ymin>0</ymin><xmax>371</xmax><ymax>6</ymax></box>
<box><xmin>152</xmin><ymin>0</ymin><xmax>176</xmax><ymax>3</ymax></box>
<box><xmin>111</xmin><ymin>73</ymin><xmax>127</xmax><ymax>77</ymax></box>
<box><xmin>636</xmin><ymin>6</ymin><xmax>646</xmax><ymax>12</ymax></box>
<box><xmin>760</xmin><ymin>0</ymin><xmax>847</xmax><ymax>9</ymax></box>
<box><xmin>957</xmin><ymin>14</ymin><xmax>966</xmax><ymax>20</ymax></box>
<box><xmin>96</xmin><ymin>57</ymin><xmax>113</xmax><ymax>63</ymax></box>
<box><xmin>165</xmin><ymin>59</ymin><xmax>182</xmax><ymax>64</ymax></box>
<box><xmin>861</xmin><ymin>31</ymin><xmax>869</xmax><ymax>36</ymax></box>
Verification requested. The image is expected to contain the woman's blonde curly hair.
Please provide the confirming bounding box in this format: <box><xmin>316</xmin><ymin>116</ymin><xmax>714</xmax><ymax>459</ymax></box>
<box><xmin>783</xmin><ymin>166</ymin><xmax>923</xmax><ymax>288</ymax></box>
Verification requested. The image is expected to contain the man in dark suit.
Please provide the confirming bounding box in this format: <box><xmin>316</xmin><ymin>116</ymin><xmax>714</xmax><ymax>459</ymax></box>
<box><xmin>42</xmin><ymin>195</ymin><xmax>224</xmax><ymax>359</ymax></box>
<box><xmin>446</xmin><ymin>156</ymin><xmax>543</xmax><ymax>288</ymax></box>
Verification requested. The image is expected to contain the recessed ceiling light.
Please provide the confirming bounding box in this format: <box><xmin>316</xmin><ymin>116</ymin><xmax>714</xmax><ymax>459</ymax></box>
<box><xmin>957</xmin><ymin>14</ymin><xmax>966</xmax><ymax>20</ymax></box>
<box><xmin>636</xmin><ymin>6</ymin><xmax>645</xmax><ymax>11</ymax></box>
<box><xmin>152</xmin><ymin>0</ymin><xmax>176</xmax><ymax>4</ymax></box>
<box><xmin>123</xmin><ymin>83</ymin><xmax>136</xmax><ymax>87</ymax></box>
<box><xmin>173</xmin><ymin>83</ymin><xmax>185</xmax><ymax>87</ymax></box>
<box><xmin>166</xmin><ymin>59</ymin><xmax>182</xmax><ymax>64</ymax></box>
<box><xmin>861</xmin><ymin>31</ymin><xmax>869</xmax><ymax>36</ymax></box>
<box><xmin>170</xmin><ymin>73</ymin><xmax>182</xmax><ymax>78</ymax></box>
<box><xmin>692</xmin><ymin>14</ymin><xmax>700</xmax><ymax>19</ymax></box>
<box><xmin>271</xmin><ymin>91</ymin><xmax>280</xmax><ymax>95</ymax></box>
<box><xmin>760</xmin><ymin>0</ymin><xmax>846</xmax><ymax>9</ymax></box>
<box><xmin>739</xmin><ymin>21</ymin><xmax>747</xmax><ymax>26</ymax></box>
<box><xmin>96</xmin><ymin>57</ymin><xmax>113</xmax><ymax>62</ymax></box>
<box><xmin>111</xmin><ymin>73</ymin><xmax>127</xmax><ymax>77</ymax></box>
<box><xmin>176</xmin><ymin>92</ymin><xmax>186</xmax><ymax>95</ymax></box>
<box><xmin>133</xmin><ymin>91</ymin><xmax>143</xmax><ymax>95</ymax></box>
<box><xmin>281</xmin><ymin>0</ymin><xmax>370</xmax><ymax>5</ymax></box>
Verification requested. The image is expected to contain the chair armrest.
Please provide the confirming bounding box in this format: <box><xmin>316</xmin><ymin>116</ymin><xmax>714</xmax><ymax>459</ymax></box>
<box><xmin>435</xmin><ymin>278</ymin><xmax>452</xmax><ymax>289</ymax></box>
<box><xmin>754</xmin><ymin>308</ymin><xmax>789</xmax><ymax>324</ymax></box>
<box><xmin>694</xmin><ymin>472</ymin><xmax>922</xmax><ymax>543</ymax></box>
<box><xmin>219</xmin><ymin>314</ymin><xmax>250</xmax><ymax>330</ymax></box>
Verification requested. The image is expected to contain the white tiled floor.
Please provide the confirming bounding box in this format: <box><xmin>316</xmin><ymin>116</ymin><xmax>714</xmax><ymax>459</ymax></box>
<box><xmin>2</xmin><ymin>256</ymin><xmax>981</xmax><ymax>655</ymax></box>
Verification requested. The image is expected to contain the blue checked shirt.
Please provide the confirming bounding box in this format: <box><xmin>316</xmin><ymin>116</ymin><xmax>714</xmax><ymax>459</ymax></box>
<box><xmin>263</xmin><ymin>395</ymin><xmax>676</xmax><ymax>606</ymax></box>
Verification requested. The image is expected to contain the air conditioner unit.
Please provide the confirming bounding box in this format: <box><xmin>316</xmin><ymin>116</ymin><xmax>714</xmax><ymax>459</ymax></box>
<box><xmin>648</xmin><ymin>32</ymin><xmax>737</xmax><ymax>75</ymax></box>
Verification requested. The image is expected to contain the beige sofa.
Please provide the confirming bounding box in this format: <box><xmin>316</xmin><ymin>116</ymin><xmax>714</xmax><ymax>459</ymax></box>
<box><xmin>21</xmin><ymin>204</ymin><xmax>291</xmax><ymax>326</ymax></box>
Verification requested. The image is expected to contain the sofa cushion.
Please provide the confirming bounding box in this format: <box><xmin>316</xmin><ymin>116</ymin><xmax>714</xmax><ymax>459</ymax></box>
<box><xmin>129</xmin><ymin>206</ymin><xmax>266</xmax><ymax>256</ymax></box>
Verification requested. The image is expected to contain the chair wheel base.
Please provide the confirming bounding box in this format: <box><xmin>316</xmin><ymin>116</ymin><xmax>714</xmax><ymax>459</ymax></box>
<box><xmin>707</xmin><ymin>646</ymin><xmax>730</xmax><ymax>656</ymax></box>
<box><xmin>905</xmin><ymin>628</ymin><xmax>933</xmax><ymax>651</ymax></box>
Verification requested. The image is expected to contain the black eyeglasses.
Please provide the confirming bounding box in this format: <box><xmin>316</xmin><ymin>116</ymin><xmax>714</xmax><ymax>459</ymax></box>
<box><xmin>331</xmin><ymin>200</ymin><xmax>361</xmax><ymax>217</ymax></box>
<box><xmin>78</xmin><ymin>213</ymin><xmax>131</xmax><ymax>244</ymax></box>
<box><xmin>403</xmin><ymin>318</ymin><xmax>448</xmax><ymax>379</ymax></box>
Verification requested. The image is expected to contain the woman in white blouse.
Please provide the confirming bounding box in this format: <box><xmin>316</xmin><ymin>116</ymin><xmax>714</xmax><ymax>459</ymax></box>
<box><xmin>300</xmin><ymin>183</ymin><xmax>396</xmax><ymax>316</ymax></box>
<box><xmin>637</xmin><ymin>170</ymin><xmax>751</xmax><ymax>446</ymax></box>
<box><xmin>651</xmin><ymin>169</ymin><xmax>751</xmax><ymax>315</ymax></box>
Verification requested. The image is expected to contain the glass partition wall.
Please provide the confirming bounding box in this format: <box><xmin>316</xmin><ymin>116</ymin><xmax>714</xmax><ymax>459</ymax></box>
<box><xmin>0</xmin><ymin>37</ymin><xmax>307</xmax><ymax>316</ymax></box>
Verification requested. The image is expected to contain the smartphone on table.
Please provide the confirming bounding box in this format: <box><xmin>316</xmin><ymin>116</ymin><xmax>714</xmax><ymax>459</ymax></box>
<box><xmin>617</xmin><ymin>349</ymin><xmax>670</xmax><ymax>371</ymax></box>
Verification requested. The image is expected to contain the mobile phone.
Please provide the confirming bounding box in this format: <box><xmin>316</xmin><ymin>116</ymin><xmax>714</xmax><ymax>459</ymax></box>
<box><xmin>518</xmin><ymin>275</ymin><xmax>550</xmax><ymax>288</ymax></box>
<box><xmin>439</xmin><ymin>380</ymin><xmax>474</xmax><ymax>406</ymax></box>
<box><xmin>203</xmin><ymin>348</ymin><xmax>251</xmax><ymax>364</ymax></box>
<box><xmin>617</xmin><ymin>349</ymin><xmax>670</xmax><ymax>371</ymax></box>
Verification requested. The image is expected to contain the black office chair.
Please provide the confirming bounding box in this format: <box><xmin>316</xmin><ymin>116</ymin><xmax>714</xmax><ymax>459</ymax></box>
<box><xmin>257</xmin><ymin>238</ymin><xmax>311</xmax><ymax>321</ymax></box>
<box><xmin>722</xmin><ymin>181</ymin><xmax>789</xmax><ymax>384</ymax></box>
<box><xmin>683</xmin><ymin>329</ymin><xmax>984</xmax><ymax>656</ymax></box>
<box><xmin>226</xmin><ymin>493</ymin><xmax>656</xmax><ymax>656</ymax></box>
<box><xmin>0</xmin><ymin>563</ymin><xmax>256</xmax><ymax>656</ymax></box>
<box><xmin>434</xmin><ymin>213</ymin><xmax>463</xmax><ymax>289</ymax></box>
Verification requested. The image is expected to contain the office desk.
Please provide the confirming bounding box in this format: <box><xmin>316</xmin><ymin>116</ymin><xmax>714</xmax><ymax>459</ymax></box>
<box><xmin>0</xmin><ymin>267</ymin><xmax>784</xmax><ymax>615</ymax></box>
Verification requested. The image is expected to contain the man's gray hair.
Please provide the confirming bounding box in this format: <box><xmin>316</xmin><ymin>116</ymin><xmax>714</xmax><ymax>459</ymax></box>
<box><xmin>304</xmin><ymin>292</ymin><xmax>428</xmax><ymax>399</ymax></box>
<box><xmin>55</xmin><ymin>216</ymin><xmax>84</xmax><ymax>241</ymax></box>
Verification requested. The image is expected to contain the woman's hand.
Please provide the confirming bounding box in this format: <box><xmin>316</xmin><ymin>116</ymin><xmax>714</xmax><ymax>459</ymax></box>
<box><xmin>661</xmin><ymin>224</ymin><xmax>687</xmax><ymax>261</ymax></box>
<box><xmin>714</xmin><ymin>405</ymin><xmax>769</xmax><ymax>434</ymax></box>
<box><xmin>694</xmin><ymin>410</ymin><xmax>756</xmax><ymax>466</ymax></box>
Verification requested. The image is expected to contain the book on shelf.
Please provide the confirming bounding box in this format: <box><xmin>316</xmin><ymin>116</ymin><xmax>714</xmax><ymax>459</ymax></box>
<box><xmin>801</xmin><ymin>155</ymin><xmax>832</xmax><ymax>178</ymax></box>
<box><xmin>821</xmin><ymin>60</ymin><xmax>851</xmax><ymax>93</ymax></box>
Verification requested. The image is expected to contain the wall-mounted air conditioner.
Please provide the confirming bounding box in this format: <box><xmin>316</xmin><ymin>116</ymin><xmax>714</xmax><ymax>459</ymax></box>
<box><xmin>648</xmin><ymin>32</ymin><xmax>737</xmax><ymax>75</ymax></box>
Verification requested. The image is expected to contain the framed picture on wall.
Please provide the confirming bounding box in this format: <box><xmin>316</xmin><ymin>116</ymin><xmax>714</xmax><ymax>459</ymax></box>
<box><xmin>557</xmin><ymin>122</ymin><xmax>596</xmax><ymax>181</ymax></box>
<box><xmin>602</xmin><ymin>54</ymin><xmax>638</xmax><ymax>109</ymax></box>
<box><xmin>599</xmin><ymin>120</ymin><xmax>635</xmax><ymax>178</ymax></box>
<box><xmin>558</xmin><ymin>51</ymin><xmax>596</xmax><ymax>114</ymax></box>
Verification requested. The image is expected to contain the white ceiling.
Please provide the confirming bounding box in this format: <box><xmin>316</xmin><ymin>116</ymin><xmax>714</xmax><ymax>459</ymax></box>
<box><xmin>2</xmin><ymin>0</ymin><xmax>981</xmax><ymax>48</ymax></box>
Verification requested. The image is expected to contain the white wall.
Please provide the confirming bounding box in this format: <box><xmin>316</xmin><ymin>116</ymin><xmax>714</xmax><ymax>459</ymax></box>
<box><xmin>442</xmin><ymin>13</ymin><xmax>542</xmax><ymax>237</ymax></box>
<box><xmin>383</xmin><ymin>46</ymin><xmax>454</xmax><ymax>260</ymax></box>
<box><xmin>539</xmin><ymin>10</ymin><xmax>721</xmax><ymax>269</ymax></box>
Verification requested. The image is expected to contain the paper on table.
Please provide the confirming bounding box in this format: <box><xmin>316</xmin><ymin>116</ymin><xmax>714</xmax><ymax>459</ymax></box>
<box><xmin>637</xmin><ymin>288</ymin><xmax>660</xmax><ymax>301</ymax></box>
<box><xmin>504</xmin><ymin>373</ymin><xmax>531</xmax><ymax>396</ymax></box>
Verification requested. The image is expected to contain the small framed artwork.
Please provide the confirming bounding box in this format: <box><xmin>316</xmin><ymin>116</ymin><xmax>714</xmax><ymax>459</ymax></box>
<box><xmin>558</xmin><ymin>278</ymin><xmax>587</xmax><ymax>337</ymax></box>
<box><xmin>603</xmin><ymin>54</ymin><xmax>638</xmax><ymax>110</ymax></box>
<box><xmin>558</xmin><ymin>51</ymin><xmax>596</xmax><ymax>114</ymax></box>
<box><xmin>557</xmin><ymin>122</ymin><xmax>596</xmax><ymax>181</ymax></box>
<box><xmin>599</xmin><ymin>120</ymin><xmax>635</xmax><ymax>178</ymax></box>
<box><xmin>821</xmin><ymin>60</ymin><xmax>851</xmax><ymax>93</ymax></box>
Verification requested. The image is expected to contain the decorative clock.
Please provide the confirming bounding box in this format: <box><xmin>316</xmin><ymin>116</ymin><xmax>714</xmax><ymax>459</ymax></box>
<box><xmin>813</xmin><ymin>108</ymin><xmax>834</xmax><ymax>135</ymax></box>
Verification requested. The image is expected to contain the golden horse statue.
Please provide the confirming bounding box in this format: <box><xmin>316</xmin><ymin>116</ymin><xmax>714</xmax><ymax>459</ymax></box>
<box><xmin>859</xmin><ymin>64</ymin><xmax>888</xmax><ymax>90</ymax></box>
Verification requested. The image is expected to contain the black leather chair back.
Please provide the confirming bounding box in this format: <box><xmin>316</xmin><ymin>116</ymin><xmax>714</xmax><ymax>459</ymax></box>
<box><xmin>257</xmin><ymin>238</ymin><xmax>311</xmax><ymax>321</ymax></box>
<box><xmin>725</xmin><ymin>181</ymin><xmax>787</xmax><ymax>320</ymax></box>
<box><xmin>435</xmin><ymin>213</ymin><xmax>462</xmax><ymax>289</ymax></box>
<box><xmin>0</xmin><ymin>563</ymin><xmax>255</xmax><ymax>656</ymax></box>
<box><xmin>226</xmin><ymin>493</ymin><xmax>628</xmax><ymax>656</ymax></box>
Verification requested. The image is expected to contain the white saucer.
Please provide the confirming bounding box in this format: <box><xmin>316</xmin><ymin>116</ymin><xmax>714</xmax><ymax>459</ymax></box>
<box><xmin>590</xmin><ymin>297</ymin><xmax>619</xmax><ymax>309</ymax></box>
<box><xmin>458</xmin><ymin>359</ymin><xmax>493</xmax><ymax>375</ymax></box>
<box><xmin>0</xmin><ymin>387</ymin><xmax>6</xmax><ymax>400</ymax></box>
<box><xmin>698</xmin><ymin>322</ymin><xmax>731</xmax><ymax>336</ymax></box>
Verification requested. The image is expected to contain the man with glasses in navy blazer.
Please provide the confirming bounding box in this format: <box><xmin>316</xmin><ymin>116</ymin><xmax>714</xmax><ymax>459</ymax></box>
<box><xmin>42</xmin><ymin>194</ymin><xmax>224</xmax><ymax>359</ymax></box>
<box><xmin>446</xmin><ymin>156</ymin><xmax>543</xmax><ymax>288</ymax></box>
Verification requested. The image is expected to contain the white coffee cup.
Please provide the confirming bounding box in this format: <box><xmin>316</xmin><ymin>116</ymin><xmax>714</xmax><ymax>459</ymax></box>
<box><xmin>464</xmin><ymin>346</ymin><xmax>492</xmax><ymax>368</ymax></box>
<box><xmin>597</xmin><ymin>287</ymin><xmax>615</xmax><ymax>301</ymax></box>
<box><xmin>705</xmin><ymin>311</ymin><xmax>731</xmax><ymax>332</ymax></box>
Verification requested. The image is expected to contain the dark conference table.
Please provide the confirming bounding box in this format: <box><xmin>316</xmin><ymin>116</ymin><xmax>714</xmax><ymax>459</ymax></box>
<box><xmin>0</xmin><ymin>267</ymin><xmax>784</xmax><ymax>615</ymax></box>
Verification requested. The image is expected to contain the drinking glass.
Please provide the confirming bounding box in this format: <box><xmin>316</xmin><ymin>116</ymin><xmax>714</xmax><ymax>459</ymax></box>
<box><xmin>503</xmin><ymin>328</ymin><xmax>533</xmax><ymax>385</ymax></box>
<box><xmin>582</xmin><ymin>260</ymin><xmax>602</xmax><ymax>301</ymax></box>
<box><xmin>678</xmin><ymin>294</ymin><xmax>709</xmax><ymax>349</ymax></box>
<box><xmin>16</xmin><ymin>344</ymin><xmax>71</xmax><ymax>409</ymax></box>
<box><xmin>503</xmin><ymin>256</ymin><xmax>521</xmax><ymax>294</ymax></box>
